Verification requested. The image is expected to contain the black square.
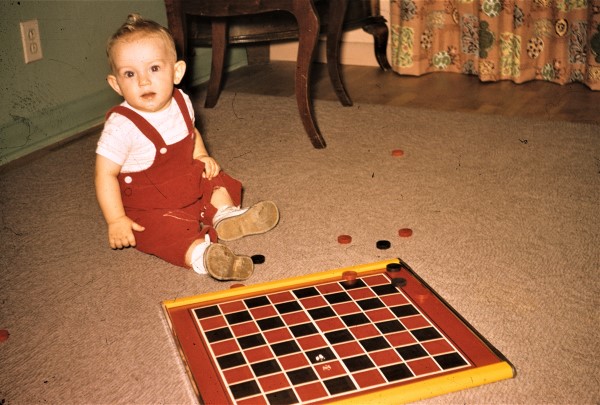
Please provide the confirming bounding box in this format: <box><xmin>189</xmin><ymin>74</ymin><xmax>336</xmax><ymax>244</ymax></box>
<box><xmin>341</xmin><ymin>313</ymin><xmax>370</xmax><ymax>327</ymax></box>
<box><xmin>251</xmin><ymin>359</ymin><xmax>281</xmax><ymax>376</ymax></box>
<box><xmin>381</xmin><ymin>363</ymin><xmax>414</xmax><ymax>382</ymax></box>
<box><xmin>194</xmin><ymin>305</ymin><xmax>220</xmax><ymax>319</ymax></box>
<box><xmin>342</xmin><ymin>355</ymin><xmax>375</xmax><ymax>372</ymax></box>
<box><xmin>245</xmin><ymin>296</ymin><xmax>270</xmax><ymax>308</ymax></box>
<box><xmin>357</xmin><ymin>297</ymin><xmax>385</xmax><ymax>311</ymax></box>
<box><xmin>308</xmin><ymin>307</ymin><xmax>336</xmax><ymax>320</ymax></box>
<box><xmin>266</xmin><ymin>389</ymin><xmax>298</xmax><ymax>405</ymax></box>
<box><xmin>216</xmin><ymin>352</ymin><xmax>246</xmax><ymax>369</ymax></box>
<box><xmin>391</xmin><ymin>304</ymin><xmax>420</xmax><ymax>318</ymax></box>
<box><xmin>275</xmin><ymin>301</ymin><xmax>302</xmax><ymax>314</ymax></box>
<box><xmin>323</xmin><ymin>376</ymin><xmax>356</xmax><ymax>395</ymax></box>
<box><xmin>205</xmin><ymin>327</ymin><xmax>233</xmax><ymax>343</ymax></box>
<box><xmin>271</xmin><ymin>340</ymin><xmax>301</xmax><ymax>356</ymax></box>
<box><xmin>238</xmin><ymin>333</ymin><xmax>266</xmax><ymax>349</ymax></box>
<box><xmin>257</xmin><ymin>316</ymin><xmax>285</xmax><ymax>331</ymax></box>
<box><xmin>435</xmin><ymin>352</ymin><xmax>468</xmax><ymax>370</ymax></box>
<box><xmin>340</xmin><ymin>279</ymin><xmax>367</xmax><ymax>290</ymax></box>
<box><xmin>371</xmin><ymin>284</ymin><xmax>398</xmax><ymax>296</ymax></box>
<box><xmin>324</xmin><ymin>292</ymin><xmax>352</xmax><ymax>304</ymax></box>
<box><xmin>230</xmin><ymin>380</ymin><xmax>261</xmax><ymax>399</ymax></box>
<box><xmin>287</xmin><ymin>367</ymin><xmax>318</xmax><ymax>385</ymax></box>
<box><xmin>306</xmin><ymin>347</ymin><xmax>336</xmax><ymax>364</ymax></box>
<box><xmin>293</xmin><ymin>287</ymin><xmax>319</xmax><ymax>298</ymax></box>
<box><xmin>359</xmin><ymin>337</ymin><xmax>391</xmax><ymax>352</ymax></box>
<box><xmin>412</xmin><ymin>327</ymin><xmax>442</xmax><ymax>342</ymax></box>
<box><xmin>396</xmin><ymin>344</ymin><xmax>428</xmax><ymax>360</ymax></box>
<box><xmin>325</xmin><ymin>329</ymin><xmax>354</xmax><ymax>344</ymax></box>
<box><xmin>375</xmin><ymin>320</ymin><xmax>405</xmax><ymax>334</ymax></box>
<box><xmin>289</xmin><ymin>323</ymin><xmax>319</xmax><ymax>338</ymax></box>
<box><xmin>225</xmin><ymin>310</ymin><xmax>253</xmax><ymax>325</ymax></box>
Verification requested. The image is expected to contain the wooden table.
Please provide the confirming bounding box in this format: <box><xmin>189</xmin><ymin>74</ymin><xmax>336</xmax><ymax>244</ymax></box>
<box><xmin>165</xmin><ymin>0</ymin><xmax>390</xmax><ymax>149</ymax></box>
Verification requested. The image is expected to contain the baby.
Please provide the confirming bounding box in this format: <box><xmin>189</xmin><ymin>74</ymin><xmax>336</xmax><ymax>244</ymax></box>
<box><xmin>95</xmin><ymin>14</ymin><xmax>278</xmax><ymax>280</ymax></box>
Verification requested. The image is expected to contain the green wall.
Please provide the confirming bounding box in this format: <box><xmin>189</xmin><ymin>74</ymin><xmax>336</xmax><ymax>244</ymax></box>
<box><xmin>0</xmin><ymin>0</ymin><xmax>247</xmax><ymax>166</ymax></box>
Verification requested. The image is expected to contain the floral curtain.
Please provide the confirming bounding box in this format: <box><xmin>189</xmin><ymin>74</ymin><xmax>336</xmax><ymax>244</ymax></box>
<box><xmin>389</xmin><ymin>0</ymin><xmax>600</xmax><ymax>90</ymax></box>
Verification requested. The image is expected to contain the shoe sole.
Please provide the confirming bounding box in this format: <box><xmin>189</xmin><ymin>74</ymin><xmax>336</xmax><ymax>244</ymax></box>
<box><xmin>204</xmin><ymin>244</ymin><xmax>253</xmax><ymax>281</ymax></box>
<box><xmin>215</xmin><ymin>201</ymin><xmax>279</xmax><ymax>242</ymax></box>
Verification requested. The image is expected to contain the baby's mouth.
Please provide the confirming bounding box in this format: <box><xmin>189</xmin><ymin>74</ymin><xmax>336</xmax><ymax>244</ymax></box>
<box><xmin>141</xmin><ymin>92</ymin><xmax>156</xmax><ymax>100</ymax></box>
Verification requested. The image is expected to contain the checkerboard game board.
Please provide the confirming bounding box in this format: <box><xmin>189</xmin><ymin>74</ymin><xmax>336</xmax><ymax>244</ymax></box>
<box><xmin>163</xmin><ymin>259</ymin><xmax>514</xmax><ymax>404</ymax></box>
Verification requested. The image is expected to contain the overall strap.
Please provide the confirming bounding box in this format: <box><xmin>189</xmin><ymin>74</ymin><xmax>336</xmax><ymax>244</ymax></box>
<box><xmin>105</xmin><ymin>105</ymin><xmax>167</xmax><ymax>149</ymax></box>
<box><xmin>172</xmin><ymin>88</ymin><xmax>194</xmax><ymax>134</ymax></box>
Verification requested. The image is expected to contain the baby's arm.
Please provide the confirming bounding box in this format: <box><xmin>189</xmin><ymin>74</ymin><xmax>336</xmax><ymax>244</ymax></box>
<box><xmin>94</xmin><ymin>154</ymin><xmax>145</xmax><ymax>249</ymax></box>
<box><xmin>192</xmin><ymin>128</ymin><xmax>221</xmax><ymax>180</ymax></box>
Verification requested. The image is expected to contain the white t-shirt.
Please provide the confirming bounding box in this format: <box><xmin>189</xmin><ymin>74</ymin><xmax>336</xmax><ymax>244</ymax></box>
<box><xmin>96</xmin><ymin>91</ymin><xmax>195</xmax><ymax>173</ymax></box>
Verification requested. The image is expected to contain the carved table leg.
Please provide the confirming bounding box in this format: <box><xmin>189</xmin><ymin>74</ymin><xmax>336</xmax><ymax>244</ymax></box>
<box><xmin>205</xmin><ymin>19</ymin><xmax>228</xmax><ymax>108</ymax></box>
<box><xmin>326</xmin><ymin>0</ymin><xmax>353</xmax><ymax>107</ymax></box>
<box><xmin>292</xmin><ymin>0</ymin><xmax>326</xmax><ymax>149</ymax></box>
<box><xmin>363</xmin><ymin>17</ymin><xmax>391</xmax><ymax>71</ymax></box>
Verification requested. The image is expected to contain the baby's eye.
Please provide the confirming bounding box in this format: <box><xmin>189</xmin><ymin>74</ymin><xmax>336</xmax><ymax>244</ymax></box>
<box><xmin>151</xmin><ymin>65</ymin><xmax>160</xmax><ymax>72</ymax></box>
<box><xmin>124</xmin><ymin>71</ymin><xmax>134</xmax><ymax>78</ymax></box>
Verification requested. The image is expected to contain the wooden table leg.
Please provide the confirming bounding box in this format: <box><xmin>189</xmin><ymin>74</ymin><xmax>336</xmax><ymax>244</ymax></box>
<box><xmin>205</xmin><ymin>19</ymin><xmax>227</xmax><ymax>108</ymax></box>
<box><xmin>326</xmin><ymin>0</ymin><xmax>353</xmax><ymax>107</ymax></box>
<box><xmin>292</xmin><ymin>0</ymin><xmax>326</xmax><ymax>149</ymax></box>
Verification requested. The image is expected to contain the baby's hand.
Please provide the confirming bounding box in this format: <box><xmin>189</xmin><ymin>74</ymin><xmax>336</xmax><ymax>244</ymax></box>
<box><xmin>107</xmin><ymin>216</ymin><xmax>145</xmax><ymax>249</ymax></box>
<box><xmin>198</xmin><ymin>156</ymin><xmax>221</xmax><ymax>180</ymax></box>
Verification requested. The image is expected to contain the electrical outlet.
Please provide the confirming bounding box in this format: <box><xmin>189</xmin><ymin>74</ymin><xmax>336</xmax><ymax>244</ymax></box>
<box><xmin>20</xmin><ymin>19</ymin><xmax>43</xmax><ymax>64</ymax></box>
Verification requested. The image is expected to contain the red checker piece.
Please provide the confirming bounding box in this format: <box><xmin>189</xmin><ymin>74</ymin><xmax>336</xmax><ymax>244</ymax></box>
<box><xmin>199</xmin><ymin>315</ymin><xmax>227</xmax><ymax>331</ymax></box>
<box><xmin>392</xmin><ymin>149</ymin><xmax>405</xmax><ymax>157</ymax></box>
<box><xmin>231</xmin><ymin>321</ymin><xmax>259</xmax><ymax>337</ymax></box>
<box><xmin>282</xmin><ymin>311</ymin><xmax>310</xmax><ymax>326</ymax></box>
<box><xmin>268</xmin><ymin>291</ymin><xmax>295</xmax><ymax>304</ymax></box>
<box><xmin>401</xmin><ymin>315</ymin><xmax>430</xmax><ymax>330</ymax></box>
<box><xmin>245</xmin><ymin>346</ymin><xmax>274</xmax><ymax>363</ymax></box>
<box><xmin>350</xmin><ymin>324</ymin><xmax>380</xmax><ymax>339</ymax></box>
<box><xmin>369</xmin><ymin>348</ymin><xmax>402</xmax><ymax>367</ymax></box>
<box><xmin>407</xmin><ymin>357</ymin><xmax>441</xmax><ymax>376</ymax></box>
<box><xmin>211</xmin><ymin>338</ymin><xmax>239</xmax><ymax>356</ymax></box>
<box><xmin>278</xmin><ymin>353</ymin><xmax>309</xmax><ymax>370</ymax></box>
<box><xmin>250</xmin><ymin>305</ymin><xmax>278</xmax><ymax>320</ymax></box>
<box><xmin>298</xmin><ymin>335</ymin><xmax>327</xmax><ymax>351</ymax></box>
<box><xmin>315</xmin><ymin>360</ymin><xmax>346</xmax><ymax>379</ymax></box>
<box><xmin>219</xmin><ymin>300</ymin><xmax>246</xmax><ymax>314</ymax></box>
<box><xmin>315</xmin><ymin>317</ymin><xmax>345</xmax><ymax>332</ymax></box>
<box><xmin>263</xmin><ymin>328</ymin><xmax>293</xmax><ymax>344</ymax></box>
<box><xmin>422</xmin><ymin>339</ymin><xmax>454</xmax><ymax>355</ymax></box>
<box><xmin>296</xmin><ymin>381</ymin><xmax>328</xmax><ymax>403</ymax></box>
<box><xmin>223</xmin><ymin>365</ymin><xmax>254</xmax><ymax>384</ymax></box>
<box><xmin>0</xmin><ymin>329</ymin><xmax>9</xmax><ymax>342</ymax></box>
<box><xmin>353</xmin><ymin>369</ymin><xmax>387</xmax><ymax>389</ymax></box>
<box><xmin>332</xmin><ymin>301</ymin><xmax>360</xmax><ymax>316</ymax></box>
<box><xmin>259</xmin><ymin>372</ymin><xmax>290</xmax><ymax>392</ymax></box>
<box><xmin>337</xmin><ymin>234</ymin><xmax>352</xmax><ymax>244</ymax></box>
<box><xmin>398</xmin><ymin>228</ymin><xmax>413</xmax><ymax>237</ymax></box>
<box><xmin>387</xmin><ymin>330</ymin><xmax>417</xmax><ymax>347</ymax></box>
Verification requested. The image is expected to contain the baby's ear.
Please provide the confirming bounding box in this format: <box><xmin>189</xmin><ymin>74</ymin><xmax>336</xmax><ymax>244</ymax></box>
<box><xmin>107</xmin><ymin>75</ymin><xmax>123</xmax><ymax>96</ymax></box>
<box><xmin>173</xmin><ymin>60</ymin><xmax>187</xmax><ymax>85</ymax></box>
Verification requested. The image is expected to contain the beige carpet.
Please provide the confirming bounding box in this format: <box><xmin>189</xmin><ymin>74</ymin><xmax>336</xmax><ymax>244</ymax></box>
<box><xmin>1</xmin><ymin>91</ymin><xmax>598</xmax><ymax>404</ymax></box>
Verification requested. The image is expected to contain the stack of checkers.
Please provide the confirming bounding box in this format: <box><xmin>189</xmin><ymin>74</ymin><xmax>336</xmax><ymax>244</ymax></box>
<box><xmin>192</xmin><ymin>272</ymin><xmax>470</xmax><ymax>404</ymax></box>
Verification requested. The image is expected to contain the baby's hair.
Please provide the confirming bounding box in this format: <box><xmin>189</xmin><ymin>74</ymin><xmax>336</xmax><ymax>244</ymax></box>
<box><xmin>106</xmin><ymin>13</ymin><xmax>177</xmax><ymax>70</ymax></box>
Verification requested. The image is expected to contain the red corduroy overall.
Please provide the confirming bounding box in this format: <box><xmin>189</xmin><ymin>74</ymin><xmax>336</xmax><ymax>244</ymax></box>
<box><xmin>105</xmin><ymin>89</ymin><xmax>242</xmax><ymax>267</ymax></box>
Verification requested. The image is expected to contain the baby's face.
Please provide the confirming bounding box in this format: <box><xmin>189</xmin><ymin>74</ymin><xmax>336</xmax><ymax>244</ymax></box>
<box><xmin>107</xmin><ymin>34</ymin><xmax>184</xmax><ymax>113</ymax></box>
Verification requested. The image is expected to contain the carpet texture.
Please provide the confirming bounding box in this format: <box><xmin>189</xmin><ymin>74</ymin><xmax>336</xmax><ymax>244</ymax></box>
<box><xmin>1</xmin><ymin>91</ymin><xmax>598</xmax><ymax>404</ymax></box>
